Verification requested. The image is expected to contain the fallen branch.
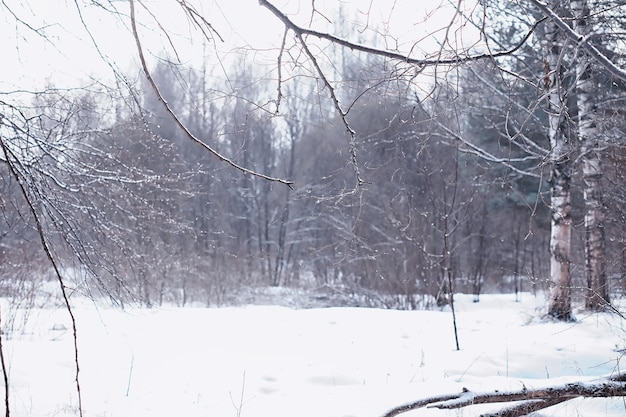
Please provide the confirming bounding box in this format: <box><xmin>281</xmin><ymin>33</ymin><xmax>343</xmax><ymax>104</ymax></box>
<box><xmin>381</xmin><ymin>374</ymin><xmax>626</xmax><ymax>417</ymax></box>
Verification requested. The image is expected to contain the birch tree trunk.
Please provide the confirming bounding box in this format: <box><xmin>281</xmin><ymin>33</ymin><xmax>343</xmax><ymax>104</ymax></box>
<box><xmin>572</xmin><ymin>0</ymin><xmax>610</xmax><ymax>310</ymax></box>
<box><xmin>543</xmin><ymin>1</ymin><xmax>575</xmax><ymax>321</ymax></box>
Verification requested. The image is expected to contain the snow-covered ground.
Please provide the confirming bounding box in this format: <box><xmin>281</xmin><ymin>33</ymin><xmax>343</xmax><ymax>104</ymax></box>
<box><xmin>2</xmin><ymin>292</ymin><xmax>625</xmax><ymax>416</ymax></box>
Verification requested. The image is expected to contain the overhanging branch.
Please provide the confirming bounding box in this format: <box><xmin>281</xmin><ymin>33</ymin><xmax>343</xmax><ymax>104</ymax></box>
<box><xmin>129</xmin><ymin>0</ymin><xmax>294</xmax><ymax>188</ymax></box>
<box><xmin>259</xmin><ymin>0</ymin><xmax>543</xmax><ymax>67</ymax></box>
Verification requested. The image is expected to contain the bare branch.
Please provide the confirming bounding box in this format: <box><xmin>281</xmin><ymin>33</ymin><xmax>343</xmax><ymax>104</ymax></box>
<box><xmin>257</xmin><ymin>0</ymin><xmax>549</xmax><ymax>188</ymax></box>
<box><xmin>435</xmin><ymin>122</ymin><xmax>542</xmax><ymax>178</ymax></box>
<box><xmin>136</xmin><ymin>0</ymin><xmax>181</xmax><ymax>63</ymax></box>
<box><xmin>128</xmin><ymin>0</ymin><xmax>294</xmax><ymax>188</ymax></box>
<box><xmin>175</xmin><ymin>0</ymin><xmax>224</xmax><ymax>43</ymax></box>
<box><xmin>274</xmin><ymin>28</ymin><xmax>288</xmax><ymax>114</ymax></box>
<box><xmin>1</xmin><ymin>0</ymin><xmax>52</xmax><ymax>36</ymax></box>
<box><xmin>289</xmin><ymin>27</ymin><xmax>365</xmax><ymax>187</ymax></box>
<box><xmin>259</xmin><ymin>0</ymin><xmax>544</xmax><ymax>67</ymax></box>
<box><xmin>480</xmin><ymin>398</ymin><xmax>568</xmax><ymax>417</ymax></box>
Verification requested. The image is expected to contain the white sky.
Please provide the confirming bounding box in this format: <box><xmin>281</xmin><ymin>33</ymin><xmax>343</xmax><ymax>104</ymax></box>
<box><xmin>0</xmin><ymin>0</ymin><xmax>480</xmax><ymax>92</ymax></box>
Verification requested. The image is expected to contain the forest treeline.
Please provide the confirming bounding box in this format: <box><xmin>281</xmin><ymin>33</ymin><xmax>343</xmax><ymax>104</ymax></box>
<box><xmin>0</xmin><ymin>1</ymin><xmax>625</xmax><ymax>311</ymax></box>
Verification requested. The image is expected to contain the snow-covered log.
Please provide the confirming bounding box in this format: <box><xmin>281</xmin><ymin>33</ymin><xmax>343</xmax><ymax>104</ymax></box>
<box><xmin>382</xmin><ymin>374</ymin><xmax>626</xmax><ymax>417</ymax></box>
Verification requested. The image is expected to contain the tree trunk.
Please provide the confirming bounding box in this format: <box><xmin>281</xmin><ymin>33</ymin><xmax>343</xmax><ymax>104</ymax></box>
<box><xmin>572</xmin><ymin>0</ymin><xmax>609</xmax><ymax>310</ymax></box>
<box><xmin>543</xmin><ymin>1</ymin><xmax>575</xmax><ymax>321</ymax></box>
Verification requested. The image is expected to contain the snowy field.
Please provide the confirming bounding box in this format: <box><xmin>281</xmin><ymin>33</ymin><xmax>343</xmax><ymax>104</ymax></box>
<box><xmin>2</xmin><ymin>292</ymin><xmax>625</xmax><ymax>417</ymax></box>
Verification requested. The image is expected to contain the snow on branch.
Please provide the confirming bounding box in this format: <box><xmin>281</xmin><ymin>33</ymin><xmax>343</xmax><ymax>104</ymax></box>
<box><xmin>381</xmin><ymin>374</ymin><xmax>626</xmax><ymax>417</ymax></box>
<box><xmin>529</xmin><ymin>0</ymin><xmax>626</xmax><ymax>82</ymax></box>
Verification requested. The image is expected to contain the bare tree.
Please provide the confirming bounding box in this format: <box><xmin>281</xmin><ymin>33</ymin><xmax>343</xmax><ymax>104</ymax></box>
<box><xmin>539</xmin><ymin>1</ymin><xmax>577</xmax><ymax>321</ymax></box>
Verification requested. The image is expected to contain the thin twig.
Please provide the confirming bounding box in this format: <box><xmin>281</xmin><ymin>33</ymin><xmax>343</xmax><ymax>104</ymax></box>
<box><xmin>125</xmin><ymin>353</ymin><xmax>134</xmax><ymax>397</ymax></box>
<box><xmin>230</xmin><ymin>371</ymin><xmax>246</xmax><ymax>417</ymax></box>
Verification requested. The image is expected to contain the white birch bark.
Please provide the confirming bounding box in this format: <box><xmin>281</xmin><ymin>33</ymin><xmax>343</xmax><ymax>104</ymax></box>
<box><xmin>571</xmin><ymin>0</ymin><xmax>609</xmax><ymax>310</ymax></box>
<box><xmin>543</xmin><ymin>0</ymin><xmax>574</xmax><ymax>320</ymax></box>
